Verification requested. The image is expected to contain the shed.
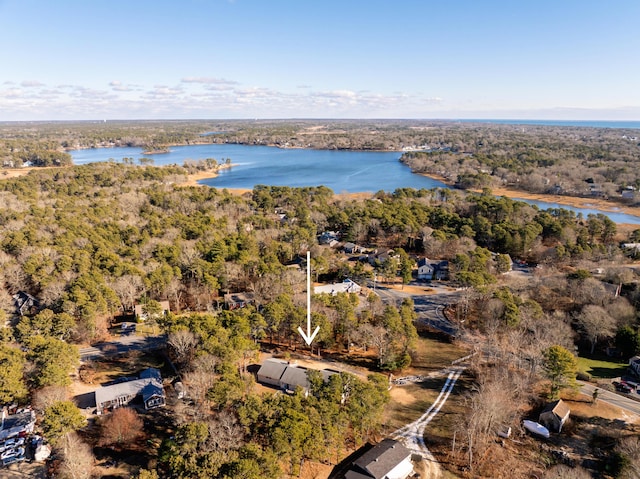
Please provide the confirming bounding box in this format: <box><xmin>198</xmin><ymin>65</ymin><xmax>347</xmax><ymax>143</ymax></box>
<box><xmin>539</xmin><ymin>399</ymin><xmax>570</xmax><ymax>433</ymax></box>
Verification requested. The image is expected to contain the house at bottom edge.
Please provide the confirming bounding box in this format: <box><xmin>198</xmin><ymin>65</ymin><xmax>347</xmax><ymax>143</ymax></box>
<box><xmin>345</xmin><ymin>438</ymin><xmax>414</xmax><ymax>479</ymax></box>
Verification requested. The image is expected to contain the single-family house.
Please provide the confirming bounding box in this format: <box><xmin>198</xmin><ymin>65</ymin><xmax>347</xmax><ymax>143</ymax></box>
<box><xmin>314</xmin><ymin>279</ymin><xmax>361</xmax><ymax>296</ymax></box>
<box><xmin>12</xmin><ymin>291</ymin><xmax>40</xmax><ymax>316</ymax></box>
<box><xmin>134</xmin><ymin>301</ymin><xmax>170</xmax><ymax>321</ymax></box>
<box><xmin>95</xmin><ymin>368</ymin><xmax>166</xmax><ymax>414</ymax></box>
<box><xmin>417</xmin><ymin>258</ymin><xmax>449</xmax><ymax>281</ymax></box>
<box><xmin>417</xmin><ymin>258</ymin><xmax>435</xmax><ymax>280</ymax></box>
<box><xmin>629</xmin><ymin>356</ymin><xmax>640</xmax><ymax>377</ymax></box>
<box><xmin>0</xmin><ymin>410</ymin><xmax>36</xmax><ymax>441</ymax></box>
<box><xmin>223</xmin><ymin>292</ymin><xmax>255</xmax><ymax>310</ymax></box>
<box><xmin>343</xmin><ymin>242</ymin><xmax>361</xmax><ymax>254</ymax></box>
<box><xmin>368</xmin><ymin>249</ymin><xmax>396</xmax><ymax>266</ymax></box>
<box><xmin>319</xmin><ymin>231</ymin><xmax>340</xmax><ymax>245</ymax></box>
<box><xmin>256</xmin><ymin>359</ymin><xmax>337</xmax><ymax>395</ymax></box>
<box><xmin>345</xmin><ymin>438</ymin><xmax>414</xmax><ymax>479</ymax></box>
<box><xmin>539</xmin><ymin>399</ymin><xmax>570</xmax><ymax>433</ymax></box>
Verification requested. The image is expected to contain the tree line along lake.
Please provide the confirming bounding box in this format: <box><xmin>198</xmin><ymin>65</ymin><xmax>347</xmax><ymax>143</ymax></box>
<box><xmin>70</xmin><ymin>143</ymin><xmax>640</xmax><ymax>225</ymax></box>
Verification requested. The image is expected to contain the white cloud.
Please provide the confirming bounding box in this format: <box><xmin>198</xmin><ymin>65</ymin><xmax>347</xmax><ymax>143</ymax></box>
<box><xmin>20</xmin><ymin>80</ymin><xmax>45</xmax><ymax>88</ymax></box>
<box><xmin>181</xmin><ymin>77</ymin><xmax>238</xmax><ymax>86</ymax></box>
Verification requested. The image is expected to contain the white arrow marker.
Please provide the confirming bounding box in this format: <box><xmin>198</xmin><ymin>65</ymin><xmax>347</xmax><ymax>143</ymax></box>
<box><xmin>298</xmin><ymin>250</ymin><xmax>320</xmax><ymax>345</ymax></box>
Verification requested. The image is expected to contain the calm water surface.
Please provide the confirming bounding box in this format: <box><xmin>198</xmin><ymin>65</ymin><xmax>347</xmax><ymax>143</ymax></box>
<box><xmin>70</xmin><ymin>144</ymin><xmax>640</xmax><ymax>224</ymax></box>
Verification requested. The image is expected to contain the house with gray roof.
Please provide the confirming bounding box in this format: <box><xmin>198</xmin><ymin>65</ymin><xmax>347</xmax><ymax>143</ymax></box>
<box><xmin>256</xmin><ymin>358</ymin><xmax>289</xmax><ymax>387</ymax></box>
<box><xmin>256</xmin><ymin>359</ymin><xmax>337</xmax><ymax>394</ymax></box>
<box><xmin>95</xmin><ymin>368</ymin><xmax>165</xmax><ymax>414</ymax></box>
<box><xmin>345</xmin><ymin>438</ymin><xmax>414</xmax><ymax>479</ymax></box>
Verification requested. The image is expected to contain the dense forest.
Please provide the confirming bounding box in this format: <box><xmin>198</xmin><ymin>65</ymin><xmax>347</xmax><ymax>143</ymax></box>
<box><xmin>1</xmin><ymin>120</ymin><xmax>640</xmax><ymax>478</ymax></box>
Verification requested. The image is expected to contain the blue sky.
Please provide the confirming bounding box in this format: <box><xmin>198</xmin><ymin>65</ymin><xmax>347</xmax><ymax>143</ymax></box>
<box><xmin>1</xmin><ymin>0</ymin><xmax>639</xmax><ymax>121</ymax></box>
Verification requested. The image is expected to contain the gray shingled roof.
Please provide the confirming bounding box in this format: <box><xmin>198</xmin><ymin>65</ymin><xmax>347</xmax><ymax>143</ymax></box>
<box><xmin>350</xmin><ymin>438</ymin><xmax>412</xmax><ymax>479</ymax></box>
<box><xmin>256</xmin><ymin>359</ymin><xmax>289</xmax><ymax>382</ymax></box>
<box><xmin>280</xmin><ymin>366</ymin><xmax>311</xmax><ymax>390</ymax></box>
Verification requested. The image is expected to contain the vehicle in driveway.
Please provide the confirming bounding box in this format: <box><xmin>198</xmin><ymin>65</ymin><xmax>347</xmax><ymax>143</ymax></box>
<box><xmin>2</xmin><ymin>437</ymin><xmax>25</xmax><ymax>450</ymax></box>
<box><xmin>1</xmin><ymin>446</ymin><xmax>25</xmax><ymax>460</ymax></box>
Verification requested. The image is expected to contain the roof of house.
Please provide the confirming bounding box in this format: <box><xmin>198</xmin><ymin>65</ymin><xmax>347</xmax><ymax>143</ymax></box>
<box><xmin>280</xmin><ymin>366</ymin><xmax>311</xmax><ymax>390</ymax></box>
<box><xmin>257</xmin><ymin>359</ymin><xmax>289</xmax><ymax>381</ymax></box>
<box><xmin>139</xmin><ymin>367</ymin><xmax>162</xmax><ymax>380</ymax></box>
<box><xmin>95</xmin><ymin>372</ymin><xmax>165</xmax><ymax>409</ymax></box>
<box><xmin>350</xmin><ymin>438</ymin><xmax>412</xmax><ymax>479</ymax></box>
<box><xmin>141</xmin><ymin>379</ymin><xmax>165</xmax><ymax>402</ymax></box>
<box><xmin>630</xmin><ymin>355</ymin><xmax>640</xmax><ymax>365</ymax></box>
<box><xmin>1</xmin><ymin>411</ymin><xmax>35</xmax><ymax>433</ymax></box>
<box><xmin>95</xmin><ymin>379</ymin><xmax>151</xmax><ymax>407</ymax></box>
<box><xmin>417</xmin><ymin>258</ymin><xmax>429</xmax><ymax>267</ymax></box>
<box><xmin>541</xmin><ymin>399</ymin><xmax>570</xmax><ymax>420</ymax></box>
<box><xmin>223</xmin><ymin>292</ymin><xmax>255</xmax><ymax>304</ymax></box>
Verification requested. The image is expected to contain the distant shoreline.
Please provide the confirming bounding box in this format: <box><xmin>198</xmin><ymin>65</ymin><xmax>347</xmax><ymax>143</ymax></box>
<box><xmin>418</xmin><ymin>172</ymin><xmax>640</xmax><ymax>228</ymax></box>
<box><xmin>3</xmin><ymin>164</ymin><xmax>639</xmax><ymax>228</ymax></box>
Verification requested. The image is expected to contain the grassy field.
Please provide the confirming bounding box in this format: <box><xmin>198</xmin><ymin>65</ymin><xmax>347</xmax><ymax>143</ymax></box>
<box><xmin>576</xmin><ymin>356</ymin><xmax>629</xmax><ymax>379</ymax></box>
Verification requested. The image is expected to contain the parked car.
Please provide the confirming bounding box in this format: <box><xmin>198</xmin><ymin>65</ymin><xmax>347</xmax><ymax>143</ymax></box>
<box><xmin>0</xmin><ymin>437</ymin><xmax>24</xmax><ymax>453</ymax></box>
<box><xmin>2</xmin><ymin>437</ymin><xmax>25</xmax><ymax>450</ymax></box>
<box><xmin>615</xmin><ymin>382</ymin><xmax>633</xmax><ymax>393</ymax></box>
<box><xmin>1</xmin><ymin>446</ymin><xmax>25</xmax><ymax>460</ymax></box>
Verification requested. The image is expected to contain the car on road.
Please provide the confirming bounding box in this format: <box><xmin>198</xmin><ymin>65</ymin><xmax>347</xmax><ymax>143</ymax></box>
<box><xmin>614</xmin><ymin>381</ymin><xmax>633</xmax><ymax>393</ymax></box>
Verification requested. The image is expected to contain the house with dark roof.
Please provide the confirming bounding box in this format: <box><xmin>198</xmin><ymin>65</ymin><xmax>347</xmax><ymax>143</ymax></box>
<box><xmin>95</xmin><ymin>368</ymin><xmax>165</xmax><ymax>414</ymax></box>
<box><xmin>12</xmin><ymin>291</ymin><xmax>40</xmax><ymax>316</ymax></box>
<box><xmin>345</xmin><ymin>438</ymin><xmax>414</xmax><ymax>479</ymax></box>
<box><xmin>539</xmin><ymin>399</ymin><xmax>570</xmax><ymax>433</ymax></box>
<box><xmin>223</xmin><ymin>292</ymin><xmax>255</xmax><ymax>310</ymax></box>
<box><xmin>417</xmin><ymin>258</ymin><xmax>449</xmax><ymax>281</ymax></box>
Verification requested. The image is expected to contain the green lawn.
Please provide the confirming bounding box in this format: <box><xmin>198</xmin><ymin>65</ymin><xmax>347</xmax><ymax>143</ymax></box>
<box><xmin>577</xmin><ymin>356</ymin><xmax>628</xmax><ymax>379</ymax></box>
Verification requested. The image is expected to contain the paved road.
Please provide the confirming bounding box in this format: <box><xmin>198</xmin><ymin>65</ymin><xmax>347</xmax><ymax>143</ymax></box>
<box><xmin>79</xmin><ymin>334</ymin><xmax>167</xmax><ymax>361</ymax></box>
<box><xmin>580</xmin><ymin>381</ymin><xmax>640</xmax><ymax>417</ymax></box>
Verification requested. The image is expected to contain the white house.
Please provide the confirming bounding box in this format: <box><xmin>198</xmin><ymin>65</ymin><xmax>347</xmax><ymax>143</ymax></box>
<box><xmin>417</xmin><ymin>258</ymin><xmax>435</xmax><ymax>280</ymax></box>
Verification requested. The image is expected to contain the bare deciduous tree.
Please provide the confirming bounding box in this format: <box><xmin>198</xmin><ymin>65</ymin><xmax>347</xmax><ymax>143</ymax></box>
<box><xmin>206</xmin><ymin>409</ymin><xmax>244</xmax><ymax>451</ymax></box>
<box><xmin>168</xmin><ymin>329</ymin><xmax>198</xmax><ymax>368</ymax></box>
<box><xmin>33</xmin><ymin>385</ymin><xmax>68</xmax><ymax>413</ymax></box>
<box><xmin>57</xmin><ymin>432</ymin><xmax>95</xmax><ymax>479</ymax></box>
<box><xmin>575</xmin><ymin>304</ymin><xmax>617</xmax><ymax>354</ymax></box>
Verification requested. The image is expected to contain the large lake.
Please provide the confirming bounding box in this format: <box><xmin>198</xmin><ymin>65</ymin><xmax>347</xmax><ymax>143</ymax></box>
<box><xmin>70</xmin><ymin>143</ymin><xmax>640</xmax><ymax>224</ymax></box>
